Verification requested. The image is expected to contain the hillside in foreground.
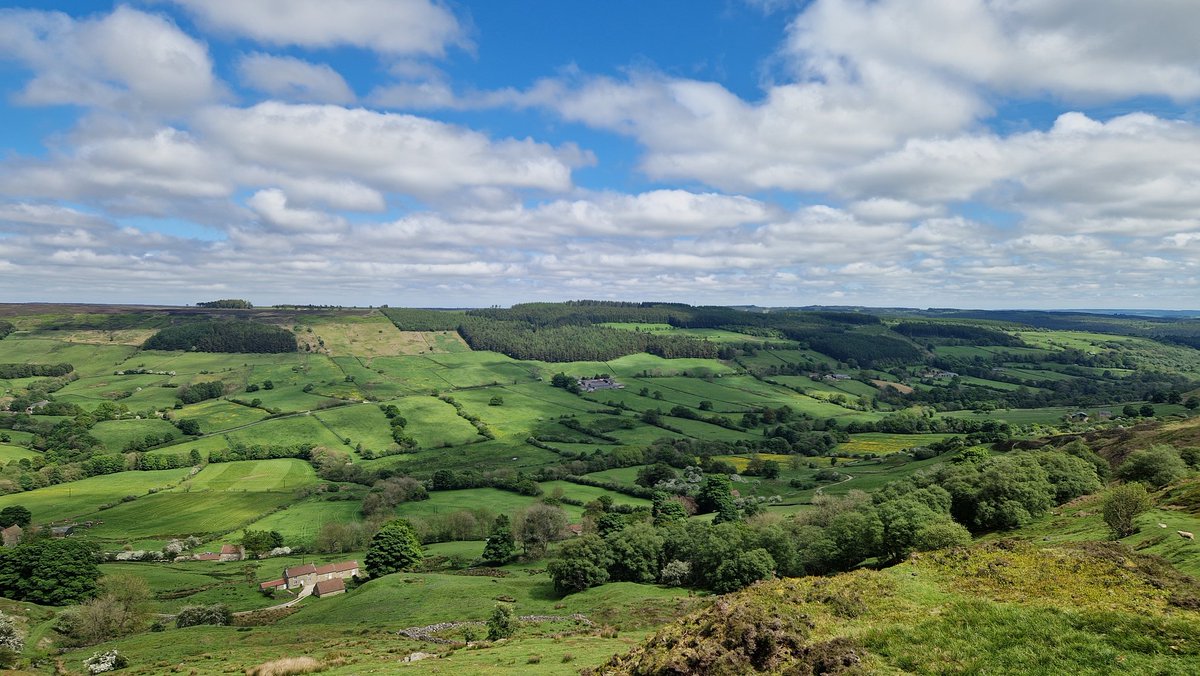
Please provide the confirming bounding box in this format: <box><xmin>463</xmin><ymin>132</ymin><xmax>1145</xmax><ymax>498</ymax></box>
<box><xmin>592</xmin><ymin>539</ymin><xmax>1200</xmax><ymax>675</ymax></box>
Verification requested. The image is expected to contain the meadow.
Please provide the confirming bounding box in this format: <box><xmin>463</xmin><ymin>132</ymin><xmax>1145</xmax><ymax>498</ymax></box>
<box><xmin>4</xmin><ymin>304</ymin><xmax>1200</xmax><ymax>674</ymax></box>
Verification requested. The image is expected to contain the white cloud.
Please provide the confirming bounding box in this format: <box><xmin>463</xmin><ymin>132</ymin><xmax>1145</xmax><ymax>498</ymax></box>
<box><xmin>167</xmin><ymin>0</ymin><xmax>465</xmax><ymax>56</ymax></box>
<box><xmin>196</xmin><ymin>102</ymin><xmax>590</xmax><ymax>196</ymax></box>
<box><xmin>789</xmin><ymin>0</ymin><xmax>1200</xmax><ymax>102</ymax></box>
<box><xmin>237</xmin><ymin>54</ymin><xmax>354</xmax><ymax>104</ymax></box>
<box><xmin>0</xmin><ymin>6</ymin><xmax>219</xmax><ymax>113</ymax></box>
<box><xmin>247</xmin><ymin>189</ymin><xmax>347</xmax><ymax>233</ymax></box>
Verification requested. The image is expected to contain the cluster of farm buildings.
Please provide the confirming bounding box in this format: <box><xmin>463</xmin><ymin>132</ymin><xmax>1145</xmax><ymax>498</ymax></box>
<box><xmin>258</xmin><ymin>560</ymin><xmax>360</xmax><ymax>598</ymax></box>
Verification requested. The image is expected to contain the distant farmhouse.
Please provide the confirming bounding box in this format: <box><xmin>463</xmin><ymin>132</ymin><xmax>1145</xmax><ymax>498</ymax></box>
<box><xmin>810</xmin><ymin>373</ymin><xmax>852</xmax><ymax>381</ymax></box>
<box><xmin>579</xmin><ymin>376</ymin><xmax>624</xmax><ymax>392</ymax></box>
<box><xmin>921</xmin><ymin>369</ymin><xmax>959</xmax><ymax>379</ymax></box>
<box><xmin>261</xmin><ymin>560</ymin><xmax>360</xmax><ymax>594</ymax></box>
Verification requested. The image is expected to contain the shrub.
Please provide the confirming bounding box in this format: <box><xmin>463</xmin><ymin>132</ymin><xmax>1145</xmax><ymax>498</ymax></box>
<box><xmin>487</xmin><ymin>602</ymin><xmax>518</xmax><ymax>640</ymax></box>
<box><xmin>1102</xmin><ymin>482</ymin><xmax>1153</xmax><ymax>539</ymax></box>
<box><xmin>83</xmin><ymin>650</ymin><xmax>128</xmax><ymax>674</ymax></box>
<box><xmin>0</xmin><ymin>611</ymin><xmax>23</xmax><ymax>668</ymax></box>
<box><xmin>1116</xmin><ymin>445</ymin><xmax>1188</xmax><ymax>488</ymax></box>
<box><xmin>912</xmin><ymin>521</ymin><xmax>972</xmax><ymax>551</ymax></box>
<box><xmin>712</xmin><ymin>548</ymin><xmax>776</xmax><ymax>594</ymax></box>
<box><xmin>175</xmin><ymin>603</ymin><xmax>231</xmax><ymax>628</ymax></box>
<box><xmin>659</xmin><ymin>559</ymin><xmax>691</xmax><ymax>587</ymax></box>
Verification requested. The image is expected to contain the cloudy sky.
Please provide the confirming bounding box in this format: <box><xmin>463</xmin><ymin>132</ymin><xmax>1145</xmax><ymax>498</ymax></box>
<box><xmin>0</xmin><ymin>1</ymin><xmax>1198</xmax><ymax>309</ymax></box>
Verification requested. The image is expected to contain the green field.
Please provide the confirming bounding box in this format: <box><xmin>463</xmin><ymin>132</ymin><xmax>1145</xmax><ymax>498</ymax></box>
<box><xmin>0</xmin><ymin>468</ymin><xmax>193</xmax><ymax>523</ymax></box>
<box><xmin>175</xmin><ymin>459</ymin><xmax>317</xmax><ymax>492</ymax></box>
<box><xmin>836</xmin><ymin>432</ymin><xmax>956</xmax><ymax>455</ymax></box>
<box><xmin>84</xmin><ymin>492</ymin><xmax>295</xmax><ymax>544</ymax></box>
<box><xmin>89</xmin><ymin>417</ymin><xmax>181</xmax><ymax>451</ymax></box>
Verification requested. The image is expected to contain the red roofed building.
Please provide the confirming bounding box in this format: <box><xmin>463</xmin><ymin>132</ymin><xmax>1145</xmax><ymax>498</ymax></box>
<box><xmin>283</xmin><ymin>560</ymin><xmax>358</xmax><ymax>591</ymax></box>
<box><xmin>219</xmin><ymin>544</ymin><xmax>244</xmax><ymax>562</ymax></box>
<box><xmin>194</xmin><ymin>552</ymin><xmax>220</xmax><ymax>562</ymax></box>
<box><xmin>258</xmin><ymin>578</ymin><xmax>285</xmax><ymax>592</ymax></box>
<box><xmin>284</xmin><ymin>563</ymin><xmax>317</xmax><ymax>589</ymax></box>
<box><xmin>313</xmin><ymin>577</ymin><xmax>346</xmax><ymax>597</ymax></box>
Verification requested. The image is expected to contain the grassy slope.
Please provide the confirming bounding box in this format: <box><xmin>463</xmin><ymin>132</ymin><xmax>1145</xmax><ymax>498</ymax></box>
<box><xmin>595</xmin><ymin>540</ymin><xmax>1200</xmax><ymax>675</ymax></box>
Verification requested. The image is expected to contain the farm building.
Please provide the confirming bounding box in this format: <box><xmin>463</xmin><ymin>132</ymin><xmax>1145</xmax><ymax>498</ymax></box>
<box><xmin>1</xmin><ymin>524</ymin><xmax>21</xmax><ymax>547</ymax></box>
<box><xmin>579</xmin><ymin>376</ymin><xmax>623</xmax><ymax>392</ymax></box>
<box><xmin>194</xmin><ymin>552</ymin><xmax>220</xmax><ymax>562</ymax></box>
<box><xmin>258</xmin><ymin>578</ymin><xmax>286</xmax><ymax>592</ymax></box>
<box><xmin>284</xmin><ymin>560</ymin><xmax>359</xmax><ymax>590</ymax></box>
<box><xmin>219</xmin><ymin>544</ymin><xmax>244</xmax><ymax>562</ymax></box>
<box><xmin>314</xmin><ymin>578</ymin><xmax>346</xmax><ymax>597</ymax></box>
<box><xmin>25</xmin><ymin>400</ymin><xmax>49</xmax><ymax>414</ymax></box>
<box><xmin>1067</xmin><ymin>411</ymin><xmax>1090</xmax><ymax>422</ymax></box>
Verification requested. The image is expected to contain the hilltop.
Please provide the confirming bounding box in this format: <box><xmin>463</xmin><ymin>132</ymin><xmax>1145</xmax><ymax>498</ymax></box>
<box><xmin>593</xmin><ymin>539</ymin><xmax>1200</xmax><ymax>675</ymax></box>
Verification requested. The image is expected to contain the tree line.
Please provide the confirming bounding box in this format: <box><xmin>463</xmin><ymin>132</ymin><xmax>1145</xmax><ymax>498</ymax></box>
<box><xmin>143</xmin><ymin>321</ymin><xmax>296</xmax><ymax>353</ymax></box>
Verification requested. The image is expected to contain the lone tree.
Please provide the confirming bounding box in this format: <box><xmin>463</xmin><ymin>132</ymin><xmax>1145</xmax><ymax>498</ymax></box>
<box><xmin>364</xmin><ymin>519</ymin><xmax>423</xmax><ymax>578</ymax></box>
<box><xmin>487</xmin><ymin>602</ymin><xmax>518</xmax><ymax>640</ymax></box>
<box><xmin>1102</xmin><ymin>483</ymin><xmax>1153</xmax><ymax>539</ymax></box>
<box><xmin>481</xmin><ymin>515</ymin><xmax>516</xmax><ymax>565</ymax></box>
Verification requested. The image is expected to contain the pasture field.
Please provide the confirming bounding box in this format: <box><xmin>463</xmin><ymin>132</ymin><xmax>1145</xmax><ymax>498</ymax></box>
<box><xmin>0</xmin><ymin>444</ymin><xmax>39</xmax><ymax>462</ymax></box>
<box><xmin>385</xmin><ymin>394</ymin><xmax>484</xmax><ymax>447</ymax></box>
<box><xmin>448</xmin><ymin>387</ymin><xmax>587</xmax><ymax>440</ymax></box>
<box><xmin>300</xmin><ymin>312</ymin><xmax>435</xmax><ymax>357</ymax></box>
<box><xmin>599</xmin><ymin>322</ymin><xmax>765</xmax><ymax>343</ymax></box>
<box><xmin>174</xmin><ymin>399</ymin><xmax>268</xmax><ymax>434</ymax></box>
<box><xmin>956</xmin><ymin>375</ymin><xmax>1032</xmax><ymax>391</ymax></box>
<box><xmin>219</xmin><ymin>497</ymin><xmax>365</xmax><ymax>547</ymax></box>
<box><xmin>711</xmin><ymin>453</ymin><xmax>794</xmax><ymax>472</ymax></box>
<box><xmin>284</xmin><ymin>572</ymin><xmax>691</xmax><ymax>628</ymax></box>
<box><xmin>233</xmin><ymin>384</ymin><xmax>344</xmax><ymax>412</ymax></box>
<box><xmin>221</xmin><ymin>414</ymin><xmax>349</xmax><ymax>450</ymax></box>
<box><xmin>0</xmin><ymin>468</ymin><xmax>193</xmax><ymax>523</ymax></box>
<box><xmin>836</xmin><ymin>432</ymin><xmax>956</xmax><ymax>455</ymax></box>
<box><xmin>538</xmin><ymin>480</ymin><xmax>652</xmax><ymax>508</ymax></box>
<box><xmin>89</xmin><ymin>417</ymin><xmax>180</xmax><ymax>451</ymax></box>
<box><xmin>313</xmin><ymin>403</ymin><xmax>395</xmax><ymax>451</ymax></box>
<box><xmin>394</xmin><ymin>487</ymin><xmax>582</xmax><ymax>520</ymax></box>
<box><xmin>98</xmin><ymin>561</ymin><xmax>271</xmax><ymax>614</ymax></box>
<box><xmin>1015</xmin><ymin>330</ymin><xmax>1140</xmax><ymax>351</ymax></box>
<box><xmin>583</xmin><ymin>466</ymin><xmax>642</xmax><ymax>486</ymax></box>
<box><xmin>0</xmin><ymin>337</ymin><xmax>137</xmax><ymax>377</ymax></box>
<box><xmin>999</xmin><ymin>366</ymin><xmax>1078</xmax><ymax>382</ymax></box>
<box><xmin>53</xmin><ymin>374</ymin><xmax>173</xmax><ymax>406</ymax></box>
<box><xmin>175</xmin><ymin>459</ymin><xmax>318</xmax><ymax>493</ymax></box>
<box><xmin>84</xmin><ymin>492</ymin><xmax>296</xmax><ymax>545</ymax></box>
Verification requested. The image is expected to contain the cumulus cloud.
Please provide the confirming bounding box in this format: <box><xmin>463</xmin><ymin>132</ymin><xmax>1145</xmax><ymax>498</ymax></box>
<box><xmin>196</xmin><ymin>102</ymin><xmax>590</xmax><ymax>197</ymax></box>
<box><xmin>237</xmin><ymin>54</ymin><xmax>355</xmax><ymax>103</ymax></box>
<box><xmin>788</xmin><ymin>0</ymin><xmax>1200</xmax><ymax>101</ymax></box>
<box><xmin>166</xmin><ymin>0</ymin><xmax>466</xmax><ymax>56</ymax></box>
<box><xmin>0</xmin><ymin>6</ymin><xmax>219</xmax><ymax>113</ymax></box>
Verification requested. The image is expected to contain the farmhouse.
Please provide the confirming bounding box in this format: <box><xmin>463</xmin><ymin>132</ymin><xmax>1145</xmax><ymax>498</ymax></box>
<box><xmin>284</xmin><ymin>560</ymin><xmax>359</xmax><ymax>590</ymax></box>
<box><xmin>921</xmin><ymin>369</ymin><xmax>959</xmax><ymax>379</ymax></box>
<box><xmin>823</xmin><ymin>373</ymin><xmax>852</xmax><ymax>381</ymax></box>
<box><xmin>579</xmin><ymin>376</ymin><xmax>623</xmax><ymax>392</ymax></box>
<box><xmin>25</xmin><ymin>400</ymin><xmax>49</xmax><ymax>415</ymax></box>
<box><xmin>194</xmin><ymin>552</ymin><xmax>220</xmax><ymax>562</ymax></box>
<box><xmin>314</xmin><ymin>578</ymin><xmax>346</xmax><ymax>597</ymax></box>
<box><xmin>1067</xmin><ymin>411</ymin><xmax>1090</xmax><ymax>423</ymax></box>
<box><xmin>1</xmin><ymin>524</ymin><xmax>21</xmax><ymax>547</ymax></box>
<box><xmin>219</xmin><ymin>544</ymin><xmax>244</xmax><ymax>562</ymax></box>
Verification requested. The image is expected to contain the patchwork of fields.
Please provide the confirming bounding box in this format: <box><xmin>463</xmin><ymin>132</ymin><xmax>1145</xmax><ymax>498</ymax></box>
<box><xmin>3</xmin><ymin>304</ymin><xmax>1200</xmax><ymax>674</ymax></box>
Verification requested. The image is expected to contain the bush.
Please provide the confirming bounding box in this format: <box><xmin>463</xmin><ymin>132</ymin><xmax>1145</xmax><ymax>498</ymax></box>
<box><xmin>659</xmin><ymin>559</ymin><xmax>691</xmax><ymax>587</ymax></box>
<box><xmin>487</xmin><ymin>602</ymin><xmax>518</xmax><ymax>640</ymax></box>
<box><xmin>175</xmin><ymin>603</ymin><xmax>231</xmax><ymax>628</ymax></box>
<box><xmin>1116</xmin><ymin>445</ymin><xmax>1188</xmax><ymax>488</ymax></box>
<box><xmin>548</xmin><ymin>535</ymin><xmax>612</xmax><ymax>594</ymax></box>
<box><xmin>1102</xmin><ymin>482</ymin><xmax>1153</xmax><ymax>539</ymax></box>
<box><xmin>83</xmin><ymin>650</ymin><xmax>128</xmax><ymax>674</ymax></box>
<box><xmin>712</xmin><ymin>548</ymin><xmax>775</xmax><ymax>594</ymax></box>
<box><xmin>912</xmin><ymin>521</ymin><xmax>972</xmax><ymax>551</ymax></box>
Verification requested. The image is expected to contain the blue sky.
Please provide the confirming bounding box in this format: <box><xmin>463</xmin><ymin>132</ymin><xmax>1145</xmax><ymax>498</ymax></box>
<box><xmin>0</xmin><ymin>0</ymin><xmax>1199</xmax><ymax>309</ymax></box>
